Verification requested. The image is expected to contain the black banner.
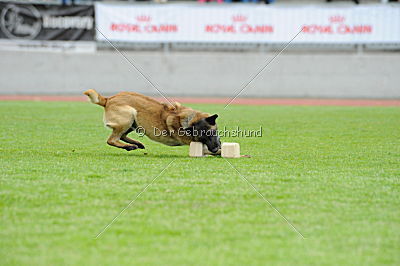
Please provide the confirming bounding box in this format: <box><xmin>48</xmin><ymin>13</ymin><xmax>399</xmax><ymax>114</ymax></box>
<box><xmin>0</xmin><ymin>3</ymin><xmax>94</xmax><ymax>41</ymax></box>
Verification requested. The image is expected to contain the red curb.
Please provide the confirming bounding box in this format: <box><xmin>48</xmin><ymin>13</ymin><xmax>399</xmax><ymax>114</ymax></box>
<box><xmin>1</xmin><ymin>95</ymin><xmax>399</xmax><ymax>107</ymax></box>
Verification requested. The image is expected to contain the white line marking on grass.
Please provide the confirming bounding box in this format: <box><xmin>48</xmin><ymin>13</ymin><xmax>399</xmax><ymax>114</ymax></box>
<box><xmin>94</xmin><ymin>159</ymin><xmax>176</xmax><ymax>239</ymax></box>
<box><xmin>223</xmin><ymin>158</ymin><xmax>306</xmax><ymax>239</ymax></box>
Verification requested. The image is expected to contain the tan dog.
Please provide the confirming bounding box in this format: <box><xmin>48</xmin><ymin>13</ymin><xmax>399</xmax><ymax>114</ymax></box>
<box><xmin>84</xmin><ymin>90</ymin><xmax>221</xmax><ymax>153</ymax></box>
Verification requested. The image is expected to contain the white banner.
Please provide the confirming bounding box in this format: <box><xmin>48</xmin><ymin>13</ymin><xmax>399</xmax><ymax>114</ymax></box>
<box><xmin>95</xmin><ymin>3</ymin><xmax>400</xmax><ymax>44</ymax></box>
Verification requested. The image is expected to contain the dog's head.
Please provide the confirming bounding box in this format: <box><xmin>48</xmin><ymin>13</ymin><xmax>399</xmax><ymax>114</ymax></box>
<box><xmin>184</xmin><ymin>114</ymin><xmax>221</xmax><ymax>153</ymax></box>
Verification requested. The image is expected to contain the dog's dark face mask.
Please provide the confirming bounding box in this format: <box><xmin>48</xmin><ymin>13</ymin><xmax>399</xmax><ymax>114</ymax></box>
<box><xmin>186</xmin><ymin>114</ymin><xmax>221</xmax><ymax>153</ymax></box>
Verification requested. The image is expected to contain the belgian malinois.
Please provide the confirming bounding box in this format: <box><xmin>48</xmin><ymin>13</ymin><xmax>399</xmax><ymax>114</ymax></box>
<box><xmin>84</xmin><ymin>89</ymin><xmax>221</xmax><ymax>153</ymax></box>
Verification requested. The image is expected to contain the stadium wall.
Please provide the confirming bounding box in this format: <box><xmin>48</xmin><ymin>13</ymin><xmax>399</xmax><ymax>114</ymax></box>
<box><xmin>1</xmin><ymin>50</ymin><xmax>399</xmax><ymax>99</ymax></box>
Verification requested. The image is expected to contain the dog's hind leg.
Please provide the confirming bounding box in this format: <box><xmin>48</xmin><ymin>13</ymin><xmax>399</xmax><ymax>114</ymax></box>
<box><xmin>121</xmin><ymin>128</ymin><xmax>145</xmax><ymax>149</ymax></box>
<box><xmin>104</xmin><ymin>107</ymin><xmax>140</xmax><ymax>151</ymax></box>
<box><xmin>107</xmin><ymin>127</ymin><xmax>139</xmax><ymax>151</ymax></box>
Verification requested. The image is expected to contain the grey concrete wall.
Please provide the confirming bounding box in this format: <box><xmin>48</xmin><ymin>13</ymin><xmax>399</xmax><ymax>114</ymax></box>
<box><xmin>1</xmin><ymin>50</ymin><xmax>399</xmax><ymax>98</ymax></box>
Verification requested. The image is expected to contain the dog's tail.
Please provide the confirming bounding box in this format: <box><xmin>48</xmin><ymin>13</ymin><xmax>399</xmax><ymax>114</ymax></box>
<box><xmin>83</xmin><ymin>89</ymin><xmax>107</xmax><ymax>107</ymax></box>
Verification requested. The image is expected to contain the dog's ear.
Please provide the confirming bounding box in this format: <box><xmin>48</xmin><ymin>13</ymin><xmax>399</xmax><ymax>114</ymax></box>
<box><xmin>205</xmin><ymin>114</ymin><xmax>218</xmax><ymax>126</ymax></box>
<box><xmin>180</xmin><ymin>112</ymin><xmax>196</xmax><ymax>129</ymax></box>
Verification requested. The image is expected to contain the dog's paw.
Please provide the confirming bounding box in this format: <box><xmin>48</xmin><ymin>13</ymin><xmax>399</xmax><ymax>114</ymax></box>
<box><xmin>136</xmin><ymin>143</ymin><xmax>145</xmax><ymax>149</ymax></box>
<box><xmin>124</xmin><ymin>145</ymin><xmax>138</xmax><ymax>151</ymax></box>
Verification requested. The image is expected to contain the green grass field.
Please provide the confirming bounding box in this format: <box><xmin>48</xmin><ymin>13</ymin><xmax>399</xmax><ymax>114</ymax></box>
<box><xmin>1</xmin><ymin>101</ymin><xmax>399</xmax><ymax>265</ymax></box>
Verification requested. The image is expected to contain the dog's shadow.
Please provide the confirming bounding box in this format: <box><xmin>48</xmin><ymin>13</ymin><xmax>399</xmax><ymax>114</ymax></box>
<box><xmin>72</xmin><ymin>150</ymin><xmax>222</xmax><ymax>159</ymax></box>
<box><xmin>94</xmin><ymin>152</ymin><xmax>187</xmax><ymax>159</ymax></box>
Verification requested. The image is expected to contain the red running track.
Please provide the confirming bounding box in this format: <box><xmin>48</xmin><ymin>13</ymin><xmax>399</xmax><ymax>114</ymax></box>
<box><xmin>0</xmin><ymin>95</ymin><xmax>399</xmax><ymax>106</ymax></box>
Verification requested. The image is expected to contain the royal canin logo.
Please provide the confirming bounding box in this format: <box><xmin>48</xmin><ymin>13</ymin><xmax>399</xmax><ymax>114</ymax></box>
<box><xmin>205</xmin><ymin>14</ymin><xmax>272</xmax><ymax>34</ymax></box>
<box><xmin>302</xmin><ymin>15</ymin><xmax>372</xmax><ymax>35</ymax></box>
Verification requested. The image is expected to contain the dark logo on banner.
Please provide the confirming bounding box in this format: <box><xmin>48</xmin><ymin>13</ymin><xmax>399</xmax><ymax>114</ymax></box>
<box><xmin>0</xmin><ymin>3</ymin><xmax>94</xmax><ymax>40</ymax></box>
<box><xmin>0</xmin><ymin>4</ymin><xmax>41</xmax><ymax>39</ymax></box>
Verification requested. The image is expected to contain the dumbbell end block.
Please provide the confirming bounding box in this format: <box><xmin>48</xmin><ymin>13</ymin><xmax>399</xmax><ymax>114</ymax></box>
<box><xmin>221</xmin><ymin>142</ymin><xmax>240</xmax><ymax>158</ymax></box>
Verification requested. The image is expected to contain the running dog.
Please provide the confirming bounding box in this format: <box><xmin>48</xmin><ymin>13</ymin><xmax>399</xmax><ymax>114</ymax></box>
<box><xmin>84</xmin><ymin>90</ymin><xmax>221</xmax><ymax>153</ymax></box>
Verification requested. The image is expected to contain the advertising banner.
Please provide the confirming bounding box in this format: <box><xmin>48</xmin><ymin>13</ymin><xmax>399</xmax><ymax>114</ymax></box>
<box><xmin>95</xmin><ymin>3</ymin><xmax>400</xmax><ymax>44</ymax></box>
<box><xmin>0</xmin><ymin>2</ymin><xmax>94</xmax><ymax>41</ymax></box>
